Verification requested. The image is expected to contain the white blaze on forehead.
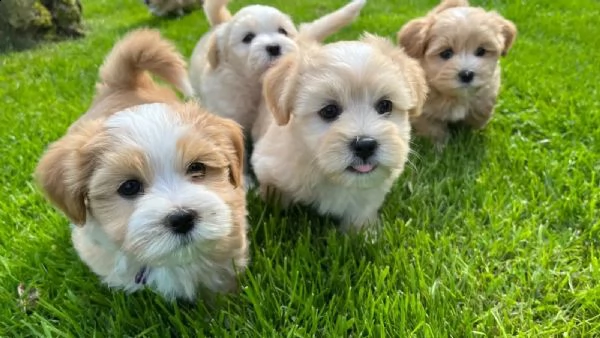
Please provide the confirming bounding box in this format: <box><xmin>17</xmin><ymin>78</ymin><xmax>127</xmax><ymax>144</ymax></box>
<box><xmin>105</xmin><ymin>103</ymin><xmax>190</xmax><ymax>182</ymax></box>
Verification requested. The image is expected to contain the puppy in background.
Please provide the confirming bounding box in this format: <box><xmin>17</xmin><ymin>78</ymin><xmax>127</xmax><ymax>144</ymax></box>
<box><xmin>397</xmin><ymin>0</ymin><xmax>516</xmax><ymax>148</ymax></box>
<box><xmin>35</xmin><ymin>29</ymin><xmax>248</xmax><ymax>301</ymax></box>
<box><xmin>189</xmin><ymin>0</ymin><xmax>367</xmax><ymax>133</ymax></box>
<box><xmin>143</xmin><ymin>0</ymin><xmax>203</xmax><ymax>17</ymax></box>
<box><xmin>251</xmin><ymin>34</ymin><xmax>427</xmax><ymax>232</ymax></box>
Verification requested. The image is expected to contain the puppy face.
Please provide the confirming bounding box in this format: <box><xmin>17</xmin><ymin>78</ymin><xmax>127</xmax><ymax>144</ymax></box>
<box><xmin>210</xmin><ymin>5</ymin><xmax>298</xmax><ymax>77</ymax></box>
<box><xmin>398</xmin><ymin>2</ymin><xmax>516</xmax><ymax>96</ymax></box>
<box><xmin>263</xmin><ymin>36</ymin><xmax>427</xmax><ymax>188</ymax></box>
<box><xmin>36</xmin><ymin>103</ymin><xmax>245</xmax><ymax>266</ymax></box>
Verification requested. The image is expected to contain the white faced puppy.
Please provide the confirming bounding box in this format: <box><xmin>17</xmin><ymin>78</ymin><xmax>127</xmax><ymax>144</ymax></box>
<box><xmin>251</xmin><ymin>35</ymin><xmax>427</xmax><ymax>232</ymax></box>
<box><xmin>35</xmin><ymin>29</ymin><xmax>248</xmax><ymax>301</ymax></box>
<box><xmin>189</xmin><ymin>0</ymin><xmax>367</xmax><ymax>133</ymax></box>
<box><xmin>397</xmin><ymin>0</ymin><xmax>517</xmax><ymax>148</ymax></box>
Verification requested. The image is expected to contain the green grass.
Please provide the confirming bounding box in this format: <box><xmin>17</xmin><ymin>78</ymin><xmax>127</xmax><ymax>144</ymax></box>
<box><xmin>1</xmin><ymin>0</ymin><xmax>600</xmax><ymax>336</ymax></box>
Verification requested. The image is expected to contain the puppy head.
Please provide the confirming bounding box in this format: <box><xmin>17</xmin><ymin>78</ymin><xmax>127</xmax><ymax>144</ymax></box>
<box><xmin>263</xmin><ymin>37</ymin><xmax>427</xmax><ymax>188</ymax></box>
<box><xmin>397</xmin><ymin>0</ymin><xmax>516</xmax><ymax>95</ymax></box>
<box><xmin>207</xmin><ymin>5</ymin><xmax>298</xmax><ymax>77</ymax></box>
<box><xmin>36</xmin><ymin>102</ymin><xmax>245</xmax><ymax>266</ymax></box>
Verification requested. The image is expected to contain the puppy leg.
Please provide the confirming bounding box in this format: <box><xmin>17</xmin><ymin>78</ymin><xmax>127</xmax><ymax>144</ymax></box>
<box><xmin>411</xmin><ymin>115</ymin><xmax>450</xmax><ymax>150</ymax></box>
<box><xmin>260</xmin><ymin>184</ymin><xmax>292</xmax><ymax>208</ymax></box>
<box><xmin>463</xmin><ymin>100</ymin><xmax>495</xmax><ymax>130</ymax></box>
<box><xmin>340</xmin><ymin>211</ymin><xmax>380</xmax><ymax>234</ymax></box>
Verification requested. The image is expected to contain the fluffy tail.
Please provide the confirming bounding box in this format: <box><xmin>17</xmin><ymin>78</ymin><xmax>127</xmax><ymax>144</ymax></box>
<box><xmin>299</xmin><ymin>0</ymin><xmax>366</xmax><ymax>42</ymax></box>
<box><xmin>99</xmin><ymin>28</ymin><xmax>193</xmax><ymax>97</ymax></box>
<box><xmin>203</xmin><ymin>0</ymin><xmax>232</xmax><ymax>26</ymax></box>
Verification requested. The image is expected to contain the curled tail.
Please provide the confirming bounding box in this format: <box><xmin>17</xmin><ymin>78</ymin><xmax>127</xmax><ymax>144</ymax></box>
<box><xmin>203</xmin><ymin>0</ymin><xmax>232</xmax><ymax>26</ymax></box>
<box><xmin>299</xmin><ymin>0</ymin><xmax>366</xmax><ymax>42</ymax></box>
<box><xmin>99</xmin><ymin>28</ymin><xmax>193</xmax><ymax>97</ymax></box>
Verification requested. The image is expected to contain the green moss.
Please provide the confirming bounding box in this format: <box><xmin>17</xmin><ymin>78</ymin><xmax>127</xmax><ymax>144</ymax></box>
<box><xmin>30</xmin><ymin>1</ymin><xmax>53</xmax><ymax>30</ymax></box>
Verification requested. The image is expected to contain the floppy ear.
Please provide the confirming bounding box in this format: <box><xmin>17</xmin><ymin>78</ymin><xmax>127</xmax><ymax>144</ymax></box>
<box><xmin>35</xmin><ymin>121</ymin><xmax>104</xmax><ymax>226</ymax></box>
<box><xmin>262</xmin><ymin>54</ymin><xmax>298</xmax><ymax>126</ymax></box>
<box><xmin>363</xmin><ymin>34</ymin><xmax>428</xmax><ymax>117</ymax></box>
<box><xmin>493</xmin><ymin>14</ymin><xmax>517</xmax><ymax>56</ymax></box>
<box><xmin>397</xmin><ymin>18</ymin><xmax>431</xmax><ymax>59</ymax></box>
<box><xmin>220</xmin><ymin>118</ymin><xmax>245</xmax><ymax>188</ymax></box>
<box><xmin>402</xmin><ymin>57</ymin><xmax>428</xmax><ymax>117</ymax></box>
<box><xmin>206</xmin><ymin>33</ymin><xmax>220</xmax><ymax>68</ymax></box>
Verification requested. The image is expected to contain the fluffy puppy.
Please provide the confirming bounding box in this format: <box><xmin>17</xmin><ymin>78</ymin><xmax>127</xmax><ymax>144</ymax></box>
<box><xmin>397</xmin><ymin>0</ymin><xmax>517</xmax><ymax>148</ymax></box>
<box><xmin>143</xmin><ymin>0</ymin><xmax>203</xmax><ymax>17</ymax></box>
<box><xmin>35</xmin><ymin>29</ymin><xmax>248</xmax><ymax>301</ymax></box>
<box><xmin>251</xmin><ymin>34</ymin><xmax>427</xmax><ymax>232</ymax></box>
<box><xmin>189</xmin><ymin>0</ymin><xmax>367</xmax><ymax>133</ymax></box>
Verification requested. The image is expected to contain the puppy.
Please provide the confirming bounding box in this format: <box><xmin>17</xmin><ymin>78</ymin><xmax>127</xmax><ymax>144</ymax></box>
<box><xmin>143</xmin><ymin>0</ymin><xmax>202</xmax><ymax>17</ymax></box>
<box><xmin>251</xmin><ymin>34</ymin><xmax>427</xmax><ymax>232</ymax></box>
<box><xmin>35</xmin><ymin>29</ymin><xmax>248</xmax><ymax>301</ymax></box>
<box><xmin>397</xmin><ymin>0</ymin><xmax>516</xmax><ymax>148</ymax></box>
<box><xmin>189</xmin><ymin>0</ymin><xmax>367</xmax><ymax>133</ymax></box>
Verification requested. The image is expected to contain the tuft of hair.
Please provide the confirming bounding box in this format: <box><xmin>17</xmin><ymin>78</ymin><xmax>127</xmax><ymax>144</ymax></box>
<box><xmin>203</xmin><ymin>0</ymin><xmax>232</xmax><ymax>26</ymax></box>
<box><xmin>430</xmin><ymin>0</ymin><xmax>469</xmax><ymax>14</ymax></box>
<box><xmin>98</xmin><ymin>28</ymin><xmax>193</xmax><ymax>97</ymax></box>
<box><xmin>298</xmin><ymin>0</ymin><xmax>366</xmax><ymax>42</ymax></box>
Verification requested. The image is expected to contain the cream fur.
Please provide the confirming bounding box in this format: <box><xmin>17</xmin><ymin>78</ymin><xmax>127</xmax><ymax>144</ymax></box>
<box><xmin>251</xmin><ymin>34</ymin><xmax>427</xmax><ymax>232</ymax></box>
<box><xmin>188</xmin><ymin>0</ymin><xmax>367</xmax><ymax>133</ymax></box>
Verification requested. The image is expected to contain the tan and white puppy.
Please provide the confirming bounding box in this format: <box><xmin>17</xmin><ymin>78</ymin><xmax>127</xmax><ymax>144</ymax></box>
<box><xmin>397</xmin><ymin>0</ymin><xmax>517</xmax><ymax>148</ymax></box>
<box><xmin>251</xmin><ymin>34</ymin><xmax>427</xmax><ymax>232</ymax></box>
<box><xmin>35</xmin><ymin>29</ymin><xmax>248</xmax><ymax>301</ymax></box>
<box><xmin>189</xmin><ymin>0</ymin><xmax>367</xmax><ymax>133</ymax></box>
<box><xmin>142</xmin><ymin>0</ymin><xmax>202</xmax><ymax>17</ymax></box>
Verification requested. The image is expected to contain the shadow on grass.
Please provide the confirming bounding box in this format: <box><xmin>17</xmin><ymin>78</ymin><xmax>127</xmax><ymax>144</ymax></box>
<box><xmin>385</xmin><ymin>124</ymin><xmax>490</xmax><ymax>232</ymax></box>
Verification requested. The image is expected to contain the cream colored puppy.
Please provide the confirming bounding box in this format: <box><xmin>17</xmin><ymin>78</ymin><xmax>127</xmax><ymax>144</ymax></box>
<box><xmin>189</xmin><ymin>0</ymin><xmax>367</xmax><ymax>132</ymax></box>
<box><xmin>251</xmin><ymin>35</ymin><xmax>427</xmax><ymax>232</ymax></box>
<box><xmin>35</xmin><ymin>29</ymin><xmax>248</xmax><ymax>301</ymax></box>
<box><xmin>397</xmin><ymin>0</ymin><xmax>517</xmax><ymax>148</ymax></box>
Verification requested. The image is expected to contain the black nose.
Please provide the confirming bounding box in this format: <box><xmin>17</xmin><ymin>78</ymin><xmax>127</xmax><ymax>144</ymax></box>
<box><xmin>458</xmin><ymin>70</ymin><xmax>475</xmax><ymax>83</ymax></box>
<box><xmin>166</xmin><ymin>209</ymin><xmax>197</xmax><ymax>234</ymax></box>
<box><xmin>266</xmin><ymin>44</ymin><xmax>281</xmax><ymax>57</ymax></box>
<box><xmin>350</xmin><ymin>136</ymin><xmax>378</xmax><ymax>160</ymax></box>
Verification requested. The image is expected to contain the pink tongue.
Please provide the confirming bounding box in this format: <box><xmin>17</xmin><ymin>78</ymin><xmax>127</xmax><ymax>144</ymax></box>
<box><xmin>353</xmin><ymin>164</ymin><xmax>374</xmax><ymax>173</ymax></box>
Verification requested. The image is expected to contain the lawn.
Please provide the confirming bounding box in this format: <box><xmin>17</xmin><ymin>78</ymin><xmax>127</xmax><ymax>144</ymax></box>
<box><xmin>1</xmin><ymin>0</ymin><xmax>599</xmax><ymax>336</ymax></box>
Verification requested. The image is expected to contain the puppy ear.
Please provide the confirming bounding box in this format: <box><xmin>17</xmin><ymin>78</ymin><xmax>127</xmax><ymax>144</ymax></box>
<box><xmin>397</xmin><ymin>18</ymin><xmax>431</xmax><ymax>59</ymax></box>
<box><xmin>403</xmin><ymin>57</ymin><xmax>428</xmax><ymax>117</ymax></box>
<box><xmin>220</xmin><ymin>119</ymin><xmax>245</xmax><ymax>188</ymax></box>
<box><xmin>35</xmin><ymin>121</ymin><xmax>104</xmax><ymax>226</ymax></box>
<box><xmin>263</xmin><ymin>54</ymin><xmax>298</xmax><ymax>126</ymax></box>
<box><xmin>206</xmin><ymin>33</ymin><xmax>220</xmax><ymax>68</ymax></box>
<box><xmin>492</xmin><ymin>13</ymin><xmax>517</xmax><ymax>56</ymax></box>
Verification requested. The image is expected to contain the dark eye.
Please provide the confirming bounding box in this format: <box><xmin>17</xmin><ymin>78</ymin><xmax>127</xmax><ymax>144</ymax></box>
<box><xmin>440</xmin><ymin>48</ymin><xmax>454</xmax><ymax>60</ymax></box>
<box><xmin>242</xmin><ymin>33</ymin><xmax>255</xmax><ymax>44</ymax></box>
<box><xmin>475</xmin><ymin>47</ymin><xmax>486</xmax><ymax>57</ymax></box>
<box><xmin>187</xmin><ymin>162</ymin><xmax>206</xmax><ymax>176</ymax></box>
<box><xmin>318</xmin><ymin>103</ymin><xmax>342</xmax><ymax>122</ymax></box>
<box><xmin>278</xmin><ymin>27</ymin><xmax>287</xmax><ymax>36</ymax></box>
<box><xmin>118</xmin><ymin>179</ymin><xmax>143</xmax><ymax>198</ymax></box>
<box><xmin>375</xmin><ymin>99</ymin><xmax>393</xmax><ymax>115</ymax></box>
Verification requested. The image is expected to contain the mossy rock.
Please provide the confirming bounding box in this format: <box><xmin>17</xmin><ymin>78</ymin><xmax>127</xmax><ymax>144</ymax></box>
<box><xmin>0</xmin><ymin>0</ymin><xmax>84</xmax><ymax>52</ymax></box>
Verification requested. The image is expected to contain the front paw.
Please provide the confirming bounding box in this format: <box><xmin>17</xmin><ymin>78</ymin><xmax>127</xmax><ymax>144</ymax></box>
<box><xmin>340</xmin><ymin>214</ymin><xmax>381</xmax><ymax>241</ymax></box>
